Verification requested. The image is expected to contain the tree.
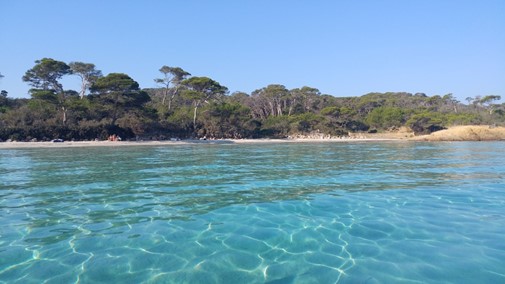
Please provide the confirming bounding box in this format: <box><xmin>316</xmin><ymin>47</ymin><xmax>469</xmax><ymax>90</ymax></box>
<box><xmin>154</xmin><ymin>66</ymin><xmax>191</xmax><ymax>110</ymax></box>
<box><xmin>465</xmin><ymin>97</ymin><xmax>474</xmax><ymax>105</ymax></box>
<box><xmin>181</xmin><ymin>76</ymin><xmax>228</xmax><ymax>127</ymax></box>
<box><xmin>69</xmin><ymin>62</ymin><xmax>102</xmax><ymax>99</ymax></box>
<box><xmin>290</xmin><ymin>86</ymin><xmax>321</xmax><ymax>113</ymax></box>
<box><xmin>201</xmin><ymin>102</ymin><xmax>253</xmax><ymax>139</ymax></box>
<box><xmin>425</xmin><ymin>95</ymin><xmax>443</xmax><ymax>110</ymax></box>
<box><xmin>406</xmin><ymin>112</ymin><xmax>445</xmax><ymax>134</ymax></box>
<box><xmin>473</xmin><ymin>95</ymin><xmax>482</xmax><ymax>107</ymax></box>
<box><xmin>90</xmin><ymin>73</ymin><xmax>149</xmax><ymax>125</ymax></box>
<box><xmin>366</xmin><ymin>106</ymin><xmax>405</xmax><ymax>129</ymax></box>
<box><xmin>478</xmin><ymin>95</ymin><xmax>502</xmax><ymax>114</ymax></box>
<box><xmin>0</xmin><ymin>90</ymin><xmax>8</xmax><ymax>113</ymax></box>
<box><xmin>228</xmin><ymin>91</ymin><xmax>250</xmax><ymax>105</ymax></box>
<box><xmin>442</xmin><ymin>93</ymin><xmax>459</xmax><ymax>113</ymax></box>
<box><xmin>22</xmin><ymin>58</ymin><xmax>72</xmax><ymax>124</ymax></box>
<box><xmin>250</xmin><ymin>84</ymin><xmax>290</xmax><ymax>118</ymax></box>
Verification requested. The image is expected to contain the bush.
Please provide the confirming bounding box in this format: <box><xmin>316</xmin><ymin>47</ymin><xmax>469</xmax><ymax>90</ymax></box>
<box><xmin>366</xmin><ymin>107</ymin><xmax>405</xmax><ymax>129</ymax></box>
<box><xmin>406</xmin><ymin>112</ymin><xmax>445</xmax><ymax>135</ymax></box>
<box><xmin>261</xmin><ymin>116</ymin><xmax>291</xmax><ymax>137</ymax></box>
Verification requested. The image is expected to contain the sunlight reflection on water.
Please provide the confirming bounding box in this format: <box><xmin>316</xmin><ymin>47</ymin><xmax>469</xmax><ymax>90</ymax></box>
<box><xmin>1</xmin><ymin>142</ymin><xmax>504</xmax><ymax>283</ymax></box>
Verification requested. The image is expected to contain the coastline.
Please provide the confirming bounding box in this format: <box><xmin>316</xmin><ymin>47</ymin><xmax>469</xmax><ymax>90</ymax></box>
<box><xmin>0</xmin><ymin>137</ymin><xmax>404</xmax><ymax>149</ymax></box>
<box><xmin>411</xmin><ymin>125</ymin><xmax>505</xmax><ymax>142</ymax></box>
<box><xmin>1</xmin><ymin>125</ymin><xmax>503</xmax><ymax>149</ymax></box>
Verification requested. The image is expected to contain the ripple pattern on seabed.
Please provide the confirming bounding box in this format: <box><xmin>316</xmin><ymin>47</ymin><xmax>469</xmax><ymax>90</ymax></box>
<box><xmin>1</xmin><ymin>142</ymin><xmax>505</xmax><ymax>283</ymax></box>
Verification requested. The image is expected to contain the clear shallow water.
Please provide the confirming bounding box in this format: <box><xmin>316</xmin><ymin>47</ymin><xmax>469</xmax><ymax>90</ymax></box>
<box><xmin>1</xmin><ymin>142</ymin><xmax>504</xmax><ymax>283</ymax></box>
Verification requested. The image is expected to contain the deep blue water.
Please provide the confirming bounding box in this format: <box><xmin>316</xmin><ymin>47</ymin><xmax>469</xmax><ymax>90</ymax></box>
<box><xmin>1</xmin><ymin>142</ymin><xmax>504</xmax><ymax>283</ymax></box>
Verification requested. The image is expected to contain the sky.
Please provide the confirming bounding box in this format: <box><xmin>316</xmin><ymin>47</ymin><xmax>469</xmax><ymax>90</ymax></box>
<box><xmin>1</xmin><ymin>0</ymin><xmax>504</xmax><ymax>103</ymax></box>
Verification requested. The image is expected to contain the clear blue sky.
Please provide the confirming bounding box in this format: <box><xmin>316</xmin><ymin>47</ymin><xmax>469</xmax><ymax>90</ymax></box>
<box><xmin>1</xmin><ymin>0</ymin><xmax>504</xmax><ymax>102</ymax></box>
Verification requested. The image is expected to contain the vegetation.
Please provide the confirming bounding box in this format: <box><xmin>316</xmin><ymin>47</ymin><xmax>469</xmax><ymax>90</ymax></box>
<box><xmin>1</xmin><ymin>58</ymin><xmax>504</xmax><ymax>141</ymax></box>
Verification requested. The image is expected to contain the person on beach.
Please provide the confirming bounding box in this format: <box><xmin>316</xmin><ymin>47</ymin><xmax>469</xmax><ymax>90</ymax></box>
<box><xmin>108</xmin><ymin>134</ymin><xmax>119</xmax><ymax>141</ymax></box>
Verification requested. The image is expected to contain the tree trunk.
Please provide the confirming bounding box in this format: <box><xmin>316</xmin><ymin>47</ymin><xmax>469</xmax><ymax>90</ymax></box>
<box><xmin>277</xmin><ymin>103</ymin><xmax>282</xmax><ymax>116</ymax></box>
<box><xmin>161</xmin><ymin>84</ymin><xmax>172</xmax><ymax>106</ymax></box>
<box><xmin>62</xmin><ymin>106</ymin><xmax>67</xmax><ymax>125</ymax></box>
<box><xmin>268</xmin><ymin>101</ymin><xmax>275</xmax><ymax>117</ymax></box>
<box><xmin>288</xmin><ymin>98</ymin><xmax>296</xmax><ymax>116</ymax></box>
<box><xmin>79</xmin><ymin>78</ymin><xmax>87</xmax><ymax>99</ymax></box>
<box><xmin>168</xmin><ymin>89</ymin><xmax>177</xmax><ymax>111</ymax></box>
<box><xmin>193</xmin><ymin>101</ymin><xmax>200</xmax><ymax>126</ymax></box>
<box><xmin>161</xmin><ymin>91</ymin><xmax>167</xmax><ymax>105</ymax></box>
<box><xmin>111</xmin><ymin>93</ymin><xmax>120</xmax><ymax>125</ymax></box>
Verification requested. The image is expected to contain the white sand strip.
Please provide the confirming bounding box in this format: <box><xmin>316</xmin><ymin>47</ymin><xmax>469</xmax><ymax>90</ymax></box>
<box><xmin>0</xmin><ymin>138</ymin><xmax>404</xmax><ymax>149</ymax></box>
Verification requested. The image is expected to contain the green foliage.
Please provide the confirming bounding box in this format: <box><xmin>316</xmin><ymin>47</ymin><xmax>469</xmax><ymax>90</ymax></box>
<box><xmin>290</xmin><ymin>113</ymin><xmax>323</xmax><ymax>133</ymax></box>
<box><xmin>261</xmin><ymin>116</ymin><xmax>291</xmax><ymax>137</ymax></box>
<box><xmin>91</xmin><ymin>73</ymin><xmax>140</xmax><ymax>93</ymax></box>
<box><xmin>167</xmin><ymin>106</ymin><xmax>193</xmax><ymax>129</ymax></box>
<box><xmin>0</xmin><ymin>91</ymin><xmax>8</xmax><ymax>113</ymax></box>
<box><xmin>30</xmin><ymin>89</ymin><xmax>59</xmax><ymax>104</ymax></box>
<box><xmin>366</xmin><ymin>107</ymin><xmax>405</xmax><ymax>129</ymax></box>
<box><xmin>406</xmin><ymin>112</ymin><xmax>445</xmax><ymax>134</ymax></box>
<box><xmin>22</xmin><ymin>58</ymin><xmax>74</xmax><ymax>125</ymax></box>
<box><xmin>182</xmin><ymin>90</ymin><xmax>201</xmax><ymax>101</ymax></box>
<box><xmin>90</xmin><ymin>73</ymin><xmax>148</xmax><ymax>126</ymax></box>
<box><xmin>478</xmin><ymin>95</ymin><xmax>501</xmax><ymax>105</ymax></box>
<box><xmin>180</xmin><ymin>76</ymin><xmax>229</xmax><ymax>126</ymax></box>
<box><xmin>199</xmin><ymin>102</ymin><xmax>255</xmax><ymax>138</ymax></box>
<box><xmin>320</xmin><ymin>106</ymin><xmax>339</xmax><ymax>116</ymax></box>
<box><xmin>445</xmin><ymin>113</ymin><xmax>479</xmax><ymax>125</ymax></box>
<box><xmin>155</xmin><ymin>66</ymin><xmax>191</xmax><ymax>86</ymax></box>
<box><xmin>4</xmin><ymin>59</ymin><xmax>504</xmax><ymax>141</ymax></box>
<box><xmin>339</xmin><ymin>107</ymin><xmax>356</xmax><ymax>116</ymax></box>
<box><xmin>22</xmin><ymin>58</ymin><xmax>71</xmax><ymax>91</ymax></box>
<box><xmin>182</xmin><ymin>77</ymin><xmax>228</xmax><ymax>97</ymax></box>
<box><xmin>69</xmin><ymin>62</ymin><xmax>102</xmax><ymax>98</ymax></box>
<box><xmin>154</xmin><ymin>66</ymin><xmax>191</xmax><ymax>110</ymax></box>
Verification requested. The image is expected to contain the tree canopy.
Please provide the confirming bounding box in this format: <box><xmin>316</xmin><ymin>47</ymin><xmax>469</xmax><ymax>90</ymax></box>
<box><xmin>154</xmin><ymin>66</ymin><xmax>191</xmax><ymax>111</ymax></box>
<box><xmin>22</xmin><ymin>58</ymin><xmax>73</xmax><ymax>125</ymax></box>
<box><xmin>22</xmin><ymin>58</ymin><xmax>71</xmax><ymax>92</ymax></box>
<box><xmin>1</xmin><ymin>58</ymin><xmax>504</xmax><ymax>141</ymax></box>
<box><xmin>69</xmin><ymin>62</ymin><xmax>102</xmax><ymax>99</ymax></box>
<box><xmin>90</xmin><ymin>73</ymin><xmax>149</xmax><ymax>125</ymax></box>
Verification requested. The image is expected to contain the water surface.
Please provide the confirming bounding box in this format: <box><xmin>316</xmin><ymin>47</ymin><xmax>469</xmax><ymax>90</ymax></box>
<box><xmin>1</xmin><ymin>142</ymin><xmax>504</xmax><ymax>283</ymax></box>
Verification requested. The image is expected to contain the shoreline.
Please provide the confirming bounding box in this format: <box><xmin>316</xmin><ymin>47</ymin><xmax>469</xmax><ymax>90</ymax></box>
<box><xmin>0</xmin><ymin>138</ymin><xmax>404</xmax><ymax>149</ymax></box>
<box><xmin>1</xmin><ymin>126</ymin><xmax>504</xmax><ymax>149</ymax></box>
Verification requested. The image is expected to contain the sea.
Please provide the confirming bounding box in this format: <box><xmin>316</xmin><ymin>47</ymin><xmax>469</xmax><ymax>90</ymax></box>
<box><xmin>1</xmin><ymin>141</ymin><xmax>504</xmax><ymax>283</ymax></box>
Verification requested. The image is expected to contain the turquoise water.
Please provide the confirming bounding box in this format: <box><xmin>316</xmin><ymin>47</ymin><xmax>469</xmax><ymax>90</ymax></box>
<box><xmin>1</xmin><ymin>142</ymin><xmax>504</xmax><ymax>283</ymax></box>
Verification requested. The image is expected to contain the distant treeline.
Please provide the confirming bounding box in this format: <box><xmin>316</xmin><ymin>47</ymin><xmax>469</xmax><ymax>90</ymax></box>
<box><xmin>0</xmin><ymin>58</ymin><xmax>503</xmax><ymax>141</ymax></box>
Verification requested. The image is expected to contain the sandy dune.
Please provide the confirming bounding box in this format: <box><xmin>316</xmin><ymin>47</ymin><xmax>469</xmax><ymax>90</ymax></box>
<box><xmin>411</xmin><ymin>125</ymin><xmax>505</xmax><ymax>141</ymax></box>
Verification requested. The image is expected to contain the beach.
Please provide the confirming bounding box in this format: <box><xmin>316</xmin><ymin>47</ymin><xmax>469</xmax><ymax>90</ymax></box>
<box><xmin>1</xmin><ymin>125</ymin><xmax>503</xmax><ymax>149</ymax></box>
<box><xmin>0</xmin><ymin>137</ymin><xmax>401</xmax><ymax>149</ymax></box>
<box><xmin>411</xmin><ymin>125</ymin><xmax>505</xmax><ymax>141</ymax></box>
